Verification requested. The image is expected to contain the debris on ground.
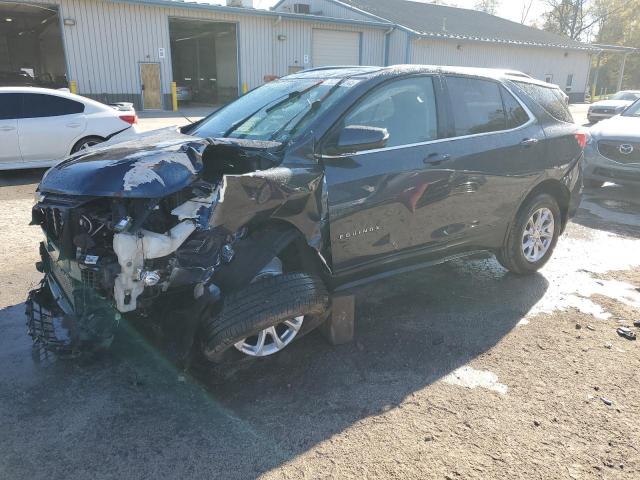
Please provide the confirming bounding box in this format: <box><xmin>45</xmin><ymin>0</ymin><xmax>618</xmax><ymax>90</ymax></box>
<box><xmin>601</xmin><ymin>397</ymin><xmax>613</xmax><ymax>406</ymax></box>
<box><xmin>586</xmin><ymin>325</ymin><xmax>596</xmax><ymax>331</ymax></box>
<box><xmin>616</xmin><ymin>327</ymin><xmax>636</xmax><ymax>341</ymax></box>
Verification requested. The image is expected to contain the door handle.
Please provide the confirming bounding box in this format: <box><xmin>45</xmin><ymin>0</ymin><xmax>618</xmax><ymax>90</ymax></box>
<box><xmin>0</xmin><ymin>125</ymin><xmax>16</xmax><ymax>132</ymax></box>
<box><xmin>424</xmin><ymin>153</ymin><xmax>451</xmax><ymax>165</ymax></box>
<box><xmin>66</xmin><ymin>123</ymin><xmax>81</xmax><ymax>128</ymax></box>
<box><xmin>520</xmin><ymin>138</ymin><xmax>539</xmax><ymax>147</ymax></box>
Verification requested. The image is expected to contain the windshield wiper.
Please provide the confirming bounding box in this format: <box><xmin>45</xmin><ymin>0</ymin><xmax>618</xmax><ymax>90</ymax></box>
<box><xmin>222</xmin><ymin>81</ymin><xmax>323</xmax><ymax>138</ymax></box>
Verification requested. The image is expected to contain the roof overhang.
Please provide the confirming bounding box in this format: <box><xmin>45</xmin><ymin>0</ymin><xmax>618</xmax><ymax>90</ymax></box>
<box><xmin>108</xmin><ymin>0</ymin><xmax>393</xmax><ymax>28</ymax></box>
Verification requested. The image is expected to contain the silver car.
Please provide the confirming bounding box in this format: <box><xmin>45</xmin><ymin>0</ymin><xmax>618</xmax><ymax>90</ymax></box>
<box><xmin>584</xmin><ymin>99</ymin><xmax>640</xmax><ymax>187</ymax></box>
<box><xmin>588</xmin><ymin>90</ymin><xmax>640</xmax><ymax>123</ymax></box>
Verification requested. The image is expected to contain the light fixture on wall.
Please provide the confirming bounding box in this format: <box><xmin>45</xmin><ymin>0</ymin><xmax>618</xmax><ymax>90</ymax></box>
<box><xmin>63</xmin><ymin>18</ymin><xmax>76</xmax><ymax>26</ymax></box>
<box><xmin>277</xmin><ymin>34</ymin><xmax>287</xmax><ymax>41</ymax></box>
<box><xmin>5</xmin><ymin>17</ymin><xmax>13</xmax><ymax>22</ymax></box>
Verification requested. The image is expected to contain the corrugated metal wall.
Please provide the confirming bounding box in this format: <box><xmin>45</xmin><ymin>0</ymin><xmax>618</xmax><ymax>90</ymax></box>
<box><xmin>410</xmin><ymin>37</ymin><xmax>592</xmax><ymax>96</ymax></box>
<box><xmin>22</xmin><ymin>0</ymin><xmax>386</xmax><ymax>108</ymax></box>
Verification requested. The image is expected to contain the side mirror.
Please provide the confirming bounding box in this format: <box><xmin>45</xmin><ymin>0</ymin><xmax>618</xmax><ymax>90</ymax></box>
<box><xmin>335</xmin><ymin>125</ymin><xmax>389</xmax><ymax>154</ymax></box>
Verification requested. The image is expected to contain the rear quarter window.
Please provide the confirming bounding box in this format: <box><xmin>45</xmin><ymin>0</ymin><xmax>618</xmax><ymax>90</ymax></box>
<box><xmin>21</xmin><ymin>93</ymin><xmax>85</xmax><ymax>119</ymax></box>
<box><xmin>513</xmin><ymin>81</ymin><xmax>573</xmax><ymax>123</ymax></box>
<box><xmin>0</xmin><ymin>93</ymin><xmax>21</xmax><ymax>120</ymax></box>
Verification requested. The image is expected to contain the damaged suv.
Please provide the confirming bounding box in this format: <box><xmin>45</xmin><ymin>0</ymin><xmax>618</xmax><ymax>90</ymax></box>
<box><xmin>27</xmin><ymin>66</ymin><xmax>584</xmax><ymax>363</ymax></box>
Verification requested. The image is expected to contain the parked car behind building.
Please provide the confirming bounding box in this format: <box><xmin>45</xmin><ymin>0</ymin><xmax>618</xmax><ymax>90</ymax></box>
<box><xmin>584</xmin><ymin>98</ymin><xmax>640</xmax><ymax>187</ymax></box>
<box><xmin>0</xmin><ymin>87</ymin><xmax>137</xmax><ymax>170</ymax></box>
<box><xmin>26</xmin><ymin>66</ymin><xmax>584</xmax><ymax>365</ymax></box>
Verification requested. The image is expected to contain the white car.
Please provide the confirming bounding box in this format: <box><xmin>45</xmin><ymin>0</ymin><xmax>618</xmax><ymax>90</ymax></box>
<box><xmin>0</xmin><ymin>87</ymin><xmax>137</xmax><ymax>170</ymax></box>
<box><xmin>588</xmin><ymin>90</ymin><xmax>640</xmax><ymax>123</ymax></box>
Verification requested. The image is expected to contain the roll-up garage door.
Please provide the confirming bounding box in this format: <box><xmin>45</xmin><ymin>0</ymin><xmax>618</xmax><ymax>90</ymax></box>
<box><xmin>312</xmin><ymin>29</ymin><xmax>360</xmax><ymax>67</ymax></box>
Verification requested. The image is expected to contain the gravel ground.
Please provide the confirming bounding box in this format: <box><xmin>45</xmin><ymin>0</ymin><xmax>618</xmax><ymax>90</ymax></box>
<box><xmin>1</xmin><ymin>121</ymin><xmax>639</xmax><ymax>479</ymax></box>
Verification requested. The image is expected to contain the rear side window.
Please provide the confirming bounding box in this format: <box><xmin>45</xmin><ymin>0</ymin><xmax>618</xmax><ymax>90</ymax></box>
<box><xmin>21</xmin><ymin>93</ymin><xmax>85</xmax><ymax>119</ymax></box>
<box><xmin>514</xmin><ymin>81</ymin><xmax>573</xmax><ymax>123</ymax></box>
<box><xmin>501</xmin><ymin>87</ymin><xmax>530</xmax><ymax>129</ymax></box>
<box><xmin>446</xmin><ymin>77</ymin><xmax>507</xmax><ymax>136</ymax></box>
<box><xmin>0</xmin><ymin>93</ymin><xmax>21</xmax><ymax>120</ymax></box>
<box><xmin>342</xmin><ymin>76</ymin><xmax>438</xmax><ymax>148</ymax></box>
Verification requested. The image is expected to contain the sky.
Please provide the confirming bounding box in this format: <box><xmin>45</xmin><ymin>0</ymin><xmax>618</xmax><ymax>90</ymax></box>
<box><xmin>250</xmin><ymin>0</ymin><xmax>549</xmax><ymax>25</ymax></box>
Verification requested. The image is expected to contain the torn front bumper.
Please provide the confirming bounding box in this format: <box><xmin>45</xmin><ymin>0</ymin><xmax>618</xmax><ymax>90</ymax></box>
<box><xmin>26</xmin><ymin>247</ymin><xmax>121</xmax><ymax>356</ymax></box>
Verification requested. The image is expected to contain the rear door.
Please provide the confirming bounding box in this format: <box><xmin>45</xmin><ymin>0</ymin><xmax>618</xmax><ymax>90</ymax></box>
<box><xmin>434</xmin><ymin>75</ymin><xmax>547</xmax><ymax>246</ymax></box>
<box><xmin>322</xmin><ymin>75</ymin><xmax>453</xmax><ymax>272</ymax></box>
<box><xmin>18</xmin><ymin>93</ymin><xmax>87</xmax><ymax>161</ymax></box>
<box><xmin>0</xmin><ymin>93</ymin><xmax>22</xmax><ymax>164</ymax></box>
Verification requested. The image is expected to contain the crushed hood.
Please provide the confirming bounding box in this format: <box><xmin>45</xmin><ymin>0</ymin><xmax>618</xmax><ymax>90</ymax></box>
<box><xmin>39</xmin><ymin>128</ymin><xmax>208</xmax><ymax>198</ymax></box>
<box><xmin>589</xmin><ymin>115</ymin><xmax>640</xmax><ymax>141</ymax></box>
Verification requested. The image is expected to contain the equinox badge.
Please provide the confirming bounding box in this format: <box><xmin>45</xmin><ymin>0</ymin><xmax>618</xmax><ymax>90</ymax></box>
<box><xmin>338</xmin><ymin>226</ymin><xmax>381</xmax><ymax>241</ymax></box>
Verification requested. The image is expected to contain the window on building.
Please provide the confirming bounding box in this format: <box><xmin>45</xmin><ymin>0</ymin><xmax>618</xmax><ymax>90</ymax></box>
<box><xmin>514</xmin><ymin>81</ymin><xmax>573</xmax><ymax>123</ymax></box>
<box><xmin>0</xmin><ymin>93</ymin><xmax>21</xmax><ymax>120</ymax></box>
<box><xmin>341</xmin><ymin>76</ymin><xmax>438</xmax><ymax>148</ymax></box>
<box><xmin>21</xmin><ymin>94</ymin><xmax>84</xmax><ymax>118</ymax></box>
<box><xmin>545</xmin><ymin>74</ymin><xmax>553</xmax><ymax>83</ymax></box>
<box><xmin>446</xmin><ymin>76</ymin><xmax>507</xmax><ymax>136</ymax></box>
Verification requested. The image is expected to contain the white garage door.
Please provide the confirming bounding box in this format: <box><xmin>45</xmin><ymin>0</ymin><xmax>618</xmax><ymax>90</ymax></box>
<box><xmin>312</xmin><ymin>29</ymin><xmax>360</xmax><ymax>67</ymax></box>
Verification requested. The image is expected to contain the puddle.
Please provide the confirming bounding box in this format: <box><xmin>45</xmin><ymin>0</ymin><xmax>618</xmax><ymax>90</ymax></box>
<box><xmin>442</xmin><ymin>366</ymin><xmax>508</xmax><ymax>395</ymax></box>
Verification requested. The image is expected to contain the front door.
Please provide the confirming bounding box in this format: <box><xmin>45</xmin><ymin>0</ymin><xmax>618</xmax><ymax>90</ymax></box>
<box><xmin>322</xmin><ymin>75</ymin><xmax>450</xmax><ymax>272</ymax></box>
<box><xmin>0</xmin><ymin>93</ymin><xmax>21</xmax><ymax>164</ymax></box>
<box><xmin>140</xmin><ymin>63</ymin><xmax>162</xmax><ymax>110</ymax></box>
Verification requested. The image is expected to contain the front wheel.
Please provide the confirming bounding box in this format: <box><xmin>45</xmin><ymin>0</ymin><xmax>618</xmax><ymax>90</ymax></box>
<box><xmin>496</xmin><ymin>193</ymin><xmax>562</xmax><ymax>274</ymax></box>
<box><xmin>201</xmin><ymin>273</ymin><xmax>330</xmax><ymax>362</ymax></box>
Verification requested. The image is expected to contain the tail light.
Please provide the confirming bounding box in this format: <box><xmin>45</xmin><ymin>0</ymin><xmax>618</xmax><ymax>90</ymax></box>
<box><xmin>119</xmin><ymin>114</ymin><xmax>137</xmax><ymax>125</ymax></box>
<box><xmin>574</xmin><ymin>131</ymin><xmax>588</xmax><ymax>150</ymax></box>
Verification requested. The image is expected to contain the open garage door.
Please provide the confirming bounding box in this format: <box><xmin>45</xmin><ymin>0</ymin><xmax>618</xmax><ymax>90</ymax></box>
<box><xmin>312</xmin><ymin>29</ymin><xmax>360</xmax><ymax>68</ymax></box>
<box><xmin>169</xmin><ymin>18</ymin><xmax>238</xmax><ymax>106</ymax></box>
<box><xmin>0</xmin><ymin>2</ymin><xmax>67</xmax><ymax>88</ymax></box>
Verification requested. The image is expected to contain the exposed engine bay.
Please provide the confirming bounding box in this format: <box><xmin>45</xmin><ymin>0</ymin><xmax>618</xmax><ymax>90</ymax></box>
<box><xmin>26</xmin><ymin>128</ymin><xmax>330</xmax><ymax>359</ymax></box>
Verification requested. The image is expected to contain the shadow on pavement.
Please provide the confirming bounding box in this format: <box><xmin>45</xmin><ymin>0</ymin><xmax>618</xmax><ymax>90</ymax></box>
<box><xmin>575</xmin><ymin>184</ymin><xmax>640</xmax><ymax>238</ymax></box>
<box><xmin>0</xmin><ymin>255</ymin><xmax>548</xmax><ymax>479</ymax></box>
<box><xmin>0</xmin><ymin>168</ymin><xmax>47</xmax><ymax>188</ymax></box>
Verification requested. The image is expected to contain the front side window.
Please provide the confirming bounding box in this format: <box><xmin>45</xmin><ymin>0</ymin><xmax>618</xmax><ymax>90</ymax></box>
<box><xmin>191</xmin><ymin>78</ymin><xmax>352</xmax><ymax>143</ymax></box>
<box><xmin>21</xmin><ymin>94</ymin><xmax>84</xmax><ymax>119</ymax></box>
<box><xmin>339</xmin><ymin>76</ymin><xmax>438</xmax><ymax>149</ymax></box>
<box><xmin>446</xmin><ymin>76</ymin><xmax>507</xmax><ymax>136</ymax></box>
<box><xmin>513</xmin><ymin>81</ymin><xmax>573</xmax><ymax>123</ymax></box>
<box><xmin>0</xmin><ymin>93</ymin><xmax>21</xmax><ymax>120</ymax></box>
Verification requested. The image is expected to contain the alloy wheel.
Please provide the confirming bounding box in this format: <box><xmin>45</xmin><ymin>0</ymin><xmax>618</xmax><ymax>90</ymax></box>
<box><xmin>521</xmin><ymin>207</ymin><xmax>555</xmax><ymax>263</ymax></box>
<box><xmin>234</xmin><ymin>315</ymin><xmax>304</xmax><ymax>357</ymax></box>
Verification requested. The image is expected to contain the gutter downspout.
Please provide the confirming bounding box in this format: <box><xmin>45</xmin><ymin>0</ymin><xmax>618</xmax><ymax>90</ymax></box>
<box><xmin>405</xmin><ymin>32</ymin><xmax>414</xmax><ymax>64</ymax></box>
<box><xmin>383</xmin><ymin>26</ymin><xmax>395</xmax><ymax>67</ymax></box>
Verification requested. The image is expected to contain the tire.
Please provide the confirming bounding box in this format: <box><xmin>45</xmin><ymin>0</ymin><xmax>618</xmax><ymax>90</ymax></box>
<box><xmin>71</xmin><ymin>136</ymin><xmax>104</xmax><ymax>154</ymax></box>
<box><xmin>583</xmin><ymin>179</ymin><xmax>604</xmax><ymax>188</ymax></box>
<box><xmin>202</xmin><ymin>273</ymin><xmax>330</xmax><ymax>361</ymax></box>
<box><xmin>497</xmin><ymin>193</ymin><xmax>562</xmax><ymax>275</ymax></box>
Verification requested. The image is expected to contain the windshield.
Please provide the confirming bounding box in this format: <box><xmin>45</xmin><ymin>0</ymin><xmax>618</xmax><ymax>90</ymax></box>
<box><xmin>622</xmin><ymin>99</ymin><xmax>640</xmax><ymax>117</ymax></box>
<box><xmin>191</xmin><ymin>78</ymin><xmax>354</xmax><ymax>143</ymax></box>
<box><xmin>611</xmin><ymin>91</ymin><xmax>640</xmax><ymax>101</ymax></box>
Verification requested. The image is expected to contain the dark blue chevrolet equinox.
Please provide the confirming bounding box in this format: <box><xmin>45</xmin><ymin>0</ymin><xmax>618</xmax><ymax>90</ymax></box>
<box><xmin>28</xmin><ymin>65</ymin><xmax>584</xmax><ymax>363</ymax></box>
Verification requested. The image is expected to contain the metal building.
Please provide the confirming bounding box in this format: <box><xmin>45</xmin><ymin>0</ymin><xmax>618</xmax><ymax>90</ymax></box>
<box><xmin>0</xmin><ymin>0</ymin><xmax>599</xmax><ymax>110</ymax></box>
<box><xmin>275</xmin><ymin>0</ymin><xmax>598</xmax><ymax>102</ymax></box>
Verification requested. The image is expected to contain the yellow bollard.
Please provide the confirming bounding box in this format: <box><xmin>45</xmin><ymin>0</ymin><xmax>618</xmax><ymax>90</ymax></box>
<box><xmin>171</xmin><ymin>81</ymin><xmax>178</xmax><ymax>112</ymax></box>
<box><xmin>242</xmin><ymin>82</ymin><xmax>248</xmax><ymax>94</ymax></box>
<box><xmin>70</xmin><ymin>80</ymin><xmax>77</xmax><ymax>94</ymax></box>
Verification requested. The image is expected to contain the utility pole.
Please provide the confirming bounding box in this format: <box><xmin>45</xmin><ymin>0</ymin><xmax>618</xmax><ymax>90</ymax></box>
<box><xmin>616</xmin><ymin>53</ymin><xmax>629</xmax><ymax>92</ymax></box>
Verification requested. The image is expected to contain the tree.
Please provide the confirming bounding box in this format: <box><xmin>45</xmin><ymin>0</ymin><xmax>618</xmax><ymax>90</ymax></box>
<box><xmin>542</xmin><ymin>0</ymin><xmax>625</xmax><ymax>41</ymax></box>
<box><xmin>474</xmin><ymin>0</ymin><xmax>500</xmax><ymax>15</ymax></box>
<box><xmin>520</xmin><ymin>0</ymin><xmax>535</xmax><ymax>24</ymax></box>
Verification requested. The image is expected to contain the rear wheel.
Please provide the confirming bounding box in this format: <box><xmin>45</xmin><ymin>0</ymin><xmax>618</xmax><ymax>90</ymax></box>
<box><xmin>71</xmin><ymin>136</ymin><xmax>104</xmax><ymax>154</ymax></box>
<box><xmin>497</xmin><ymin>193</ymin><xmax>561</xmax><ymax>274</ymax></box>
